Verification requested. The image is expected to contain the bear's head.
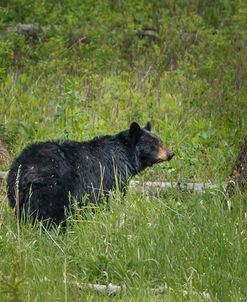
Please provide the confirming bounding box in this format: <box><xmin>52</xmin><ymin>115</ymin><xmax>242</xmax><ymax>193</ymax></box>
<box><xmin>128</xmin><ymin>122</ymin><xmax>174</xmax><ymax>169</ymax></box>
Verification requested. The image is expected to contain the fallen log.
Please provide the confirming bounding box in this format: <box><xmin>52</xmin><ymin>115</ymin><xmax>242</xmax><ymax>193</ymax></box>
<box><xmin>0</xmin><ymin>171</ymin><xmax>7</xmax><ymax>201</ymax></box>
<box><xmin>4</xmin><ymin>23</ymin><xmax>54</xmax><ymax>36</ymax></box>
<box><xmin>73</xmin><ymin>282</ymin><xmax>210</xmax><ymax>299</ymax></box>
<box><xmin>0</xmin><ymin>171</ymin><xmax>8</xmax><ymax>188</ymax></box>
<box><xmin>0</xmin><ymin>171</ymin><xmax>8</xmax><ymax>182</ymax></box>
<box><xmin>73</xmin><ymin>282</ymin><xmax>126</xmax><ymax>295</ymax></box>
<box><xmin>0</xmin><ymin>171</ymin><xmax>7</xmax><ymax>178</ymax></box>
<box><xmin>3</xmin><ymin>23</ymin><xmax>90</xmax><ymax>46</ymax></box>
<box><xmin>4</xmin><ymin>23</ymin><xmax>158</xmax><ymax>45</ymax></box>
<box><xmin>130</xmin><ymin>180</ymin><xmax>218</xmax><ymax>192</ymax></box>
<box><xmin>0</xmin><ymin>170</ymin><xmax>217</xmax><ymax>194</ymax></box>
<box><xmin>14</xmin><ymin>23</ymin><xmax>42</xmax><ymax>37</ymax></box>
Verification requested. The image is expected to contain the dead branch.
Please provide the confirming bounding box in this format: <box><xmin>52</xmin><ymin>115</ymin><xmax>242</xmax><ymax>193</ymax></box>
<box><xmin>67</xmin><ymin>34</ymin><xmax>91</xmax><ymax>48</ymax></box>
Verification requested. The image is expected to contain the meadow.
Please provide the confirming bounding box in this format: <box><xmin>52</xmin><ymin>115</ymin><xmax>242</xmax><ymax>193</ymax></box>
<box><xmin>0</xmin><ymin>1</ymin><xmax>247</xmax><ymax>301</ymax></box>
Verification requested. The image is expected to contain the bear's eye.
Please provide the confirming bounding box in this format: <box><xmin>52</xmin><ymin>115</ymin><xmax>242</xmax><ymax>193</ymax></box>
<box><xmin>150</xmin><ymin>145</ymin><xmax>156</xmax><ymax>151</ymax></box>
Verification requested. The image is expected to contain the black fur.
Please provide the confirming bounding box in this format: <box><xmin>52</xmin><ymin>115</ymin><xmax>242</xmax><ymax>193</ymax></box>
<box><xmin>7</xmin><ymin>122</ymin><xmax>172</xmax><ymax>224</ymax></box>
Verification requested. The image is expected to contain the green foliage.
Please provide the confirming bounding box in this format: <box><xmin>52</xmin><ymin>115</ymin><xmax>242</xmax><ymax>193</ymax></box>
<box><xmin>0</xmin><ymin>1</ymin><xmax>247</xmax><ymax>300</ymax></box>
<box><xmin>0</xmin><ymin>189</ymin><xmax>247</xmax><ymax>301</ymax></box>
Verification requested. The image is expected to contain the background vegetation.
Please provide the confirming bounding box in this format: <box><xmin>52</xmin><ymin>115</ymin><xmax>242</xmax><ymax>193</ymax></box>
<box><xmin>0</xmin><ymin>0</ymin><xmax>246</xmax><ymax>301</ymax></box>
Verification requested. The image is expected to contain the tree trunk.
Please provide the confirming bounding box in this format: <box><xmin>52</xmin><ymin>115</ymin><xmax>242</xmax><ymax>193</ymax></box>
<box><xmin>226</xmin><ymin>135</ymin><xmax>247</xmax><ymax>196</ymax></box>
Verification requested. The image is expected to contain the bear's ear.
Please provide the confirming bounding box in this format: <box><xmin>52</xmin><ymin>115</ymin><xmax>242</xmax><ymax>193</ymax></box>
<box><xmin>144</xmin><ymin>121</ymin><xmax>152</xmax><ymax>132</ymax></box>
<box><xmin>129</xmin><ymin>122</ymin><xmax>142</xmax><ymax>145</ymax></box>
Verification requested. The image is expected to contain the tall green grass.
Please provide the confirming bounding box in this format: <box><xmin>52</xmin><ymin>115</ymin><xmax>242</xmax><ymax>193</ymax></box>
<box><xmin>1</xmin><ymin>187</ymin><xmax>246</xmax><ymax>301</ymax></box>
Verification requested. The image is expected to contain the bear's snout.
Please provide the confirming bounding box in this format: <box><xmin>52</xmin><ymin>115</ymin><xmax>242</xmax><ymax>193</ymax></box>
<box><xmin>167</xmin><ymin>151</ymin><xmax>175</xmax><ymax>161</ymax></box>
<box><xmin>156</xmin><ymin>144</ymin><xmax>175</xmax><ymax>162</ymax></box>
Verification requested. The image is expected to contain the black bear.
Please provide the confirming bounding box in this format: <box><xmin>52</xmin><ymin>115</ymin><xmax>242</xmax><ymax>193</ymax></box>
<box><xmin>7</xmin><ymin>122</ymin><xmax>174</xmax><ymax>225</ymax></box>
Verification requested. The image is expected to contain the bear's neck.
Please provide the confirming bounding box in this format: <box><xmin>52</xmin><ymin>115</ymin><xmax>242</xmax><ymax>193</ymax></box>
<box><xmin>83</xmin><ymin>136</ymin><xmax>140</xmax><ymax>180</ymax></box>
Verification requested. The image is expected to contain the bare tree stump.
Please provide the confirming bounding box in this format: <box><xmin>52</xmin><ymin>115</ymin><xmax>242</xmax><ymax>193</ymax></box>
<box><xmin>226</xmin><ymin>135</ymin><xmax>247</xmax><ymax>196</ymax></box>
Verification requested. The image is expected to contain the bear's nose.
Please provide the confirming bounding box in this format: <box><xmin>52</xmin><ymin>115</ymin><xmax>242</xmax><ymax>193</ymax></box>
<box><xmin>168</xmin><ymin>151</ymin><xmax>175</xmax><ymax>160</ymax></box>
